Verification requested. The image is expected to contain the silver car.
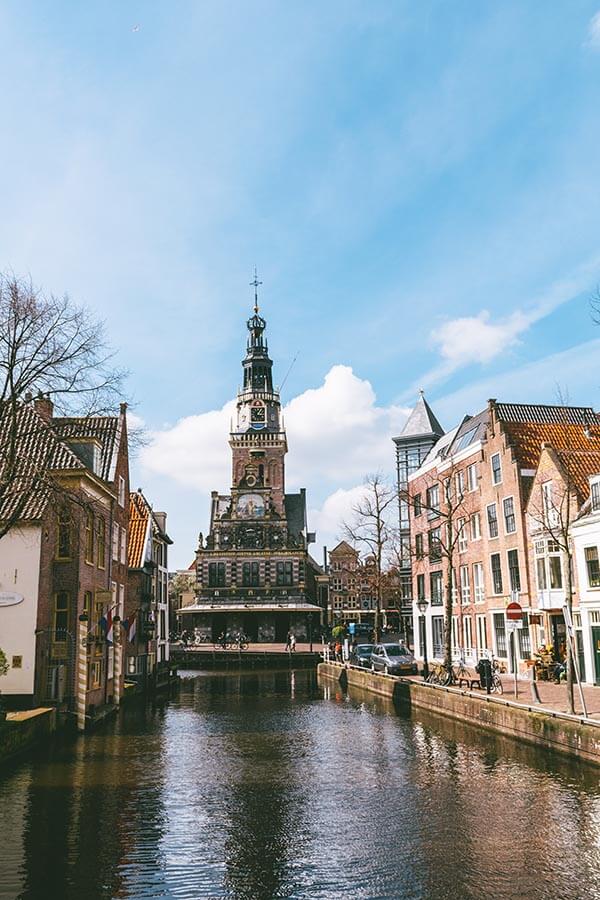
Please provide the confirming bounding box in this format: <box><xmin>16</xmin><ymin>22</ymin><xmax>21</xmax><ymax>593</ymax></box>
<box><xmin>371</xmin><ymin>643</ymin><xmax>417</xmax><ymax>676</ymax></box>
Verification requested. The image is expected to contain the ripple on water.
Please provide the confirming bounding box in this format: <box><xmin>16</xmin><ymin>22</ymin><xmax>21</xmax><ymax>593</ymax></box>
<box><xmin>1</xmin><ymin>669</ymin><xmax>600</xmax><ymax>900</ymax></box>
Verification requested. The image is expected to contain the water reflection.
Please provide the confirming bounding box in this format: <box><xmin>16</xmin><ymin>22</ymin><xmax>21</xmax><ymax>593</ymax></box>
<box><xmin>1</xmin><ymin>669</ymin><xmax>600</xmax><ymax>899</ymax></box>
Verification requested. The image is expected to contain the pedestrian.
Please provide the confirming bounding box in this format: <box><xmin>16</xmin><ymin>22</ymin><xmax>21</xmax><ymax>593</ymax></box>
<box><xmin>290</xmin><ymin>633</ymin><xmax>296</xmax><ymax>653</ymax></box>
<box><xmin>335</xmin><ymin>640</ymin><xmax>342</xmax><ymax>662</ymax></box>
<box><xmin>285</xmin><ymin>631</ymin><xmax>292</xmax><ymax>652</ymax></box>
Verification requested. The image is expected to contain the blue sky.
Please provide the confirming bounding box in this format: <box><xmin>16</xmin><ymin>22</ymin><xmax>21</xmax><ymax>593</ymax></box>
<box><xmin>2</xmin><ymin>2</ymin><xmax>600</xmax><ymax>566</ymax></box>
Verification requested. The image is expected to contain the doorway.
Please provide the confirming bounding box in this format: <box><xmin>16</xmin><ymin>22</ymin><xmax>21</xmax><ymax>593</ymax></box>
<box><xmin>591</xmin><ymin>626</ymin><xmax>600</xmax><ymax>685</ymax></box>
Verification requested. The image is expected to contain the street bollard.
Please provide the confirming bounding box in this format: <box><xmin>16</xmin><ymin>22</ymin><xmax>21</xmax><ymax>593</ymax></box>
<box><xmin>77</xmin><ymin>614</ymin><xmax>88</xmax><ymax>732</ymax></box>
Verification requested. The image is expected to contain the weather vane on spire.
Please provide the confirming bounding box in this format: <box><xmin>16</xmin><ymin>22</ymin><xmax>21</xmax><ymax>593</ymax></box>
<box><xmin>250</xmin><ymin>266</ymin><xmax>262</xmax><ymax>313</ymax></box>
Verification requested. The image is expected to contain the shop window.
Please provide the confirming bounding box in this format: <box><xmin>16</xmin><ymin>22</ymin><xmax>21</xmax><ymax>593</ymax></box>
<box><xmin>493</xmin><ymin>612</ymin><xmax>507</xmax><ymax>658</ymax></box>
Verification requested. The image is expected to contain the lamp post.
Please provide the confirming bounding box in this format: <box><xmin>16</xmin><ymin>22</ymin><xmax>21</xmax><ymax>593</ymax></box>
<box><xmin>416</xmin><ymin>598</ymin><xmax>429</xmax><ymax>679</ymax></box>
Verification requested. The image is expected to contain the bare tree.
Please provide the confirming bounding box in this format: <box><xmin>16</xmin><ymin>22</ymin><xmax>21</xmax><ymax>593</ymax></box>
<box><xmin>341</xmin><ymin>474</ymin><xmax>397</xmax><ymax>641</ymax></box>
<box><xmin>401</xmin><ymin>461</ymin><xmax>471</xmax><ymax>674</ymax></box>
<box><xmin>0</xmin><ymin>273</ymin><xmax>127</xmax><ymax>539</ymax></box>
<box><xmin>527</xmin><ymin>446</ymin><xmax>600</xmax><ymax>714</ymax></box>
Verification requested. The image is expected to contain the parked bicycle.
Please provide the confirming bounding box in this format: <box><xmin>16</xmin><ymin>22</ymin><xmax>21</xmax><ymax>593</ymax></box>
<box><xmin>213</xmin><ymin>632</ymin><xmax>249</xmax><ymax>651</ymax></box>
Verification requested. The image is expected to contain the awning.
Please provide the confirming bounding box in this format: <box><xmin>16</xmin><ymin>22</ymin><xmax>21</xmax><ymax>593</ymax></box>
<box><xmin>179</xmin><ymin>603</ymin><xmax>323</xmax><ymax>614</ymax></box>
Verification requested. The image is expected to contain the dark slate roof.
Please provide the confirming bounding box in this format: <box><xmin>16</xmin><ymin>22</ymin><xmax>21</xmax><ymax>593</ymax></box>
<box><xmin>493</xmin><ymin>402</ymin><xmax>600</xmax><ymax>426</ymax></box>
<box><xmin>284</xmin><ymin>491</ymin><xmax>306</xmax><ymax>538</ymax></box>
<box><xmin>395</xmin><ymin>392</ymin><xmax>444</xmax><ymax>442</ymax></box>
<box><xmin>53</xmin><ymin>416</ymin><xmax>121</xmax><ymax>482</ymax></box>
<box><xmin>0</xmin><ymin>403</ymin><xmax>86</xmax><ymax>521</ymax></box>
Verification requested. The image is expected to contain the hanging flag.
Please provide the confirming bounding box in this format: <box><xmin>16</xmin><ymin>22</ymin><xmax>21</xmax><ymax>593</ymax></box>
<box><xmin>128</xmin><ymin>612</ymin><xmax>137</xmax><ymax>644</ymax></box>
<box><xmin>102</xmin><ymin>607</ymin><xmax>114</xmax><ymax>644</ymax></box>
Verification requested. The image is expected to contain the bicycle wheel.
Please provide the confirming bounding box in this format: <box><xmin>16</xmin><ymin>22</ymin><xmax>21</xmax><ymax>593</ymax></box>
<box><xmin>239</xmin><ymin>641</ymin><xmax>248</xmax><ymax>650</ymax></box>
<box><xmin>491</xmin><ymin>676</ymin><xmax>503</xmax><ymax>694</ymax></box>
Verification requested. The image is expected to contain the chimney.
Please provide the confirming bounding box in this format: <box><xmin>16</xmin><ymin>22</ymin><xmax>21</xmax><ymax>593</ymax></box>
<box><xmin>153</xmin><ymin>511</ymin><xmax>167</xmax><ymax>533</ymax></box>
<box><xmin>34</xmin><ymin>392</ymin><xmax>53</xmax><ymax>422</ymax></box>
<box><xmin>120</xmin><ymin>402</ymin><xmax>128</xmax><ymax>416</ymax></box>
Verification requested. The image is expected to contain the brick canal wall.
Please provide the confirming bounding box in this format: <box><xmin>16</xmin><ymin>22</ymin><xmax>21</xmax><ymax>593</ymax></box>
<box><xmin>318</xmin><ymin>662</ymin><xmax>600</xmax><ymax>767</ymax></box>
<box><xmin>0</xmin><ymin>707</ymin><xmax>57</xmax><ymax>766</ymax></box>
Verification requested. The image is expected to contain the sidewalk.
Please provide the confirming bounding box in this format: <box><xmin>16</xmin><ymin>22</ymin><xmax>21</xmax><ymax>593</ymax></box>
<box><xmin>406</xmin><ymin>672</ymin><xmax>600</xmax><ymax>721</ymax></box>
<box><xmin>497</xmin><ymin>675</ymin><xmax>600</xmax><ymax>719</ymax></box>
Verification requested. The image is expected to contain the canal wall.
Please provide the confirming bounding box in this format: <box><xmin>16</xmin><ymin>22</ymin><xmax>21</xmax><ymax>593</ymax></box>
<box><xmin>0</xmin><ymin>707</ymin><xmax>57</xmax><ymax>766</ymax></box>
<box><xmin>318</xmin><ymin>662</ymin><xmax>600</xmax><ymax>767</ymax></box>
<box><xmin>172</xmin><ymin>648</ymin><xmax>320</xmax><ymax>670</ymax></box>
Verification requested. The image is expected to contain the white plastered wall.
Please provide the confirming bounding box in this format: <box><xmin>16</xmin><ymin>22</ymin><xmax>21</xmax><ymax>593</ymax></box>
<box><xmin>0</xmin><ymin>525</ymin><xmax>42</xmax><ymax>696</ymax></box>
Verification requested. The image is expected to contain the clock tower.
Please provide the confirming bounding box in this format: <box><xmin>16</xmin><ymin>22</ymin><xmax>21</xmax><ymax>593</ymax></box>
<box><xmin>230</xmin><ymin>293</ymin><xmax>287</xmax><ymax>516</ymax></box>
<box><xmin>185</xmin><ymin>276</ymin><xmax>326</xmax><ymax>644</ymax></box>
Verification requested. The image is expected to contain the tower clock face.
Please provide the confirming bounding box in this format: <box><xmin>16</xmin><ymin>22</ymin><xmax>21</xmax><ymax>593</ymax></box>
<box><xmin>251</xmin><ymin>405</ymin><xmax>265</xmax><ymax>429</ymax></box>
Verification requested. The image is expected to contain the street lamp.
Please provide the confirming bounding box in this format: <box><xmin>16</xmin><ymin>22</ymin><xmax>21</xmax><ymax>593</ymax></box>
<box><xmin>416</xmin><ymin>597</ymin><xmax>429</xmax><ymax>679</ymax></box>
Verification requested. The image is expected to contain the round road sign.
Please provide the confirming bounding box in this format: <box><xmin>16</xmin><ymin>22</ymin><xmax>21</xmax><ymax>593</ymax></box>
<box><xmin>506</xmin><ymin>601</ymin><xmax>522</xmax><ymax>621</ymax></box>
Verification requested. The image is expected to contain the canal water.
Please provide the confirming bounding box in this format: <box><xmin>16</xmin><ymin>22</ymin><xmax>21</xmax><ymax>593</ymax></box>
<box><xmin>1</xmin><ymin>669</ymin><xmax>600</xmax><ymax>900</ymax></box>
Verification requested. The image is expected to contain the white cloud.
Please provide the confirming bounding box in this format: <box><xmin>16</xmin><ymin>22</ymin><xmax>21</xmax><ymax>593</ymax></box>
<box><xmin>430</xmin><ymin>309</ymin><xmax>530</xmax><ymax>368</ymax></box>
<box><xmin>586</xmin><ymin>11</ymin><xmax>600</xmax><ymax>48</ymax></box>
<box><xmin>308</xmin><ymin>484</ymin><xmax>369</xmax><ymax>554</ymax></box>
<box><xmin>139</xmin><ymin>365</ymin><xmax>408</xmax><ymax>564</ymax></box>
<box><xmin>141</xmin><ymin>365</ymin><xmax>408</xmax><ymax>494</ymax></box>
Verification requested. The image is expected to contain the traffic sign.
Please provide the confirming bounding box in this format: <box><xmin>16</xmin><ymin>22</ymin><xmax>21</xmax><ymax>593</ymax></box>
<box><xmin>506</xmin><ymin>601</ymin><xmax>522</xmax><ymax>621</ymax></box>
<box><xmin>506</xmin><ymin>619</ymin><xmax>523</xmax><ymax>631</ymax></box>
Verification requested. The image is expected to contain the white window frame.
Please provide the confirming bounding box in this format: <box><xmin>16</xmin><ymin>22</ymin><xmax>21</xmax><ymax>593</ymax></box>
<box><xmin>491</xmin><ymin>452</ymin><xmax>502</xmax><ymax>485</ymax></box>
<box><xmin>458</xmin><ymin>517</ymin><xmax>468</xmax><ymax>553</ymax></box>
<box><xmin>476</xmin><ymin>614</ymin><xmax>488</xmax><ymax>652</ymax></box>
<box><xmin>470</xmin><ymin>512</ymin><xmax>481</xmax><ymax>541</ymax></box>
<box><xmin>463</xmin><ymin>615</ymin><xmax>473</xmax><ymax>651</ymax></box>
<box><xmin>473</xmin><ymin>562</ymin><xmax>484</xmax><ymax>603</ymax></box>
<box><xmin>459</xmin><ymin>564</ymin><xmax>470</xmax><ymax>604</ymax></box>
<box><xmin>112</xmin><ymin>523</ymin><xmax>119</xmax><ymax>561</ymax></box>
<box><xmin>487</xmin><ymin>503</ymin><xmax>499</xmax><ymax>539</ymax></box>
<box><xmin>118</xmin><ymin>475</ymin><xmax>126</xmax><ymax>508</ymax></box>
<box><xmin>120</xmin><ymin>527</ymin><xmax>126</xmax><ymax>565</ymax></box>
<box><xmin>455</xmin><ymin>470</ymin><xmax>465</xmax><ymax>500</ymax></box>
<box><xmin>467</xmin><ymin>463</ymin><xmax>478</xmax><ymax>492</ymax></box>
<box><xmin>490</xmin><ymin>552</ymin><xmax>503</xmax><ymax>595</ymax></box>
<box><xmin>503</xmin><ymin>496</ymin><xmax>516</xmax><ymax>535</ymax></box>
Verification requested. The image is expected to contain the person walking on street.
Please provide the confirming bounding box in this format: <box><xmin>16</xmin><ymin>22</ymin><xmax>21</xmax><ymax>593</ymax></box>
<box><xmin>290</xmin><ymin>633</ymin><xmax>296</xmax><ymax>653</ymax></box>
<box><xmin>285</xmin><ymin>631</ymin><xmax>292</xmax><ymax>652</ymax></box>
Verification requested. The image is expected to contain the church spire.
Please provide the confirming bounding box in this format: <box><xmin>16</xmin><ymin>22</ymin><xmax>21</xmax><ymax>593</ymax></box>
<box><xmin>242</xmin><ymin>270</ymin><xmax>273</xmax><ymax>393</ymax></box>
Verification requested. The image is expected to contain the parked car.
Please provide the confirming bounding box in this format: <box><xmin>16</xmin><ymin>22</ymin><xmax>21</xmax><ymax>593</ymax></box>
<box><xmin>371</xmin><ymin>643</ymin><xmax>417</xmax><ymax>676</ymax></box>
<box><xmin>349</xmin><ymin>643</ymin><xmax>374</xmax><ymax>668</ymax></box>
